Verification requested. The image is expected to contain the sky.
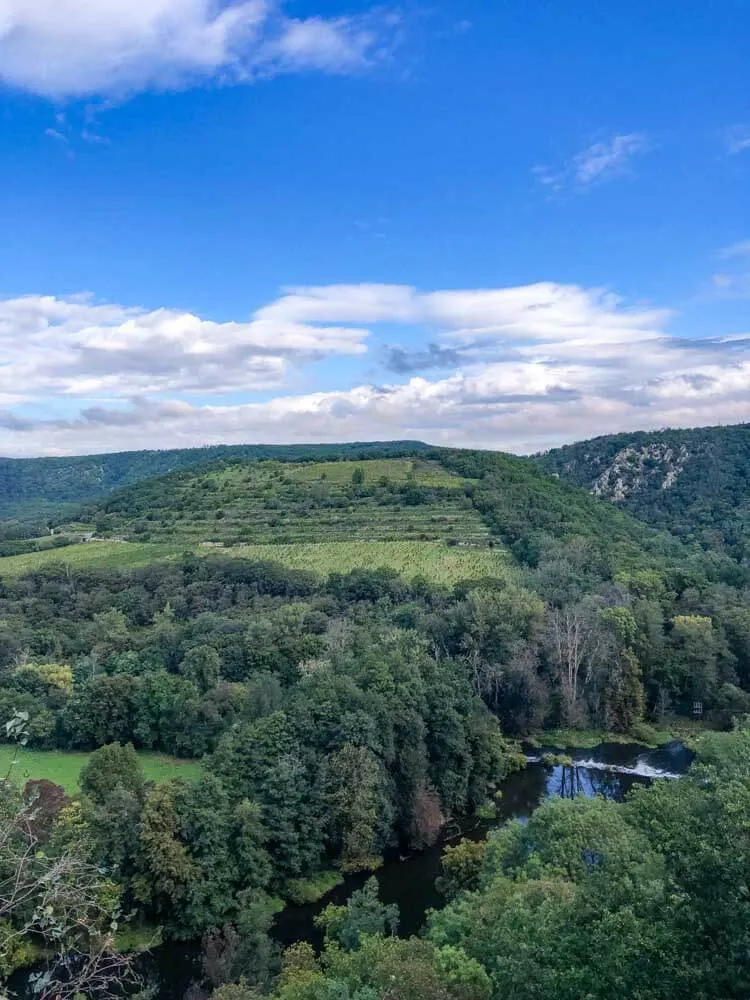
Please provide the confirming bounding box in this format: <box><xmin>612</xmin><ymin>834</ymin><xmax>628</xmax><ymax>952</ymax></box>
<box><xmin>0</xmin><ymin>0</ymin><xmax>748</xmax><ymax>457</ymax></box>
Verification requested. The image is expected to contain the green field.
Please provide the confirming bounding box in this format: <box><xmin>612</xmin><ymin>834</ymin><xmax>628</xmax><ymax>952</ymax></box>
<box><xmin>223</xmin><ymin>540</ymin><xmax>513</xmax><ymax>583</ymax></box>
<box><xmin>0</xmin><ymin>745</ymin><xmax>202</xmax><ymax>794</ymax></box>
<box><xmin>0</xmin><ymin>537</ymin><xmax>512</xmax><ymax>585</ymax></box>
<box><xmin>287</xmin><ymin>458</ymin><xmax>462</xmax><ymax>487</ymax></box>
<box><xmin>0</xmin><ymin>541</ymin><xmax>184</xmax><ymax>577</ymax></box>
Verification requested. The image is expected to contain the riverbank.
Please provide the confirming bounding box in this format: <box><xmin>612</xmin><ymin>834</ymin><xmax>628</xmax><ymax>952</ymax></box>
<box><xmin>528</xmin><ymin>718</ymin><xmax>709</xmax><ymax>751</ymax></box>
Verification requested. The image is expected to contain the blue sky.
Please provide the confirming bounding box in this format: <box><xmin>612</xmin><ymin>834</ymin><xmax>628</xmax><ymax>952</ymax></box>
<box><xmin>0</xmin><ymin>0</ymin><xmax>748</xmax><ymax>455</ymax></box>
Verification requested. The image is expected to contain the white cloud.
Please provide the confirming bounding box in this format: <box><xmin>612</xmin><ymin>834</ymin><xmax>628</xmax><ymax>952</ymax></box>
<box><xmin>0</xmin><ymin>293</ymin><xmax>368</xmax><ymax>402</ymax></box>
<box><xmin>726</xmin><ymin>124</ymin><xmax>750</xmax><ymax>154</ymax></box>
<box><xmin>573</xmin><ymin>133</ymin><xmax>648</xmax><ymax>184</ymax></box>
<box><xmin>534</xmin><ymin>133</ymin><xmax>649</xmax><ymax>192</ymax></box>
<box><xmin>0</xmin><ymin>0</ymin><xmax>393</xmax><ymax>99</ymax></box>
<box><xmin>0</xmin><ymin>281</ymin><xmax>749</xmax><ymax>456</ymax></box>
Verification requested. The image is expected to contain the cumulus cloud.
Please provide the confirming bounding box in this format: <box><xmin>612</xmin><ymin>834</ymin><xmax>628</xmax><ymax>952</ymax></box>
<box><xmin>0</xmin><ymin>0</ymin><xmax>394</xmax><ymax>99</ymax></box>
<box><xmin>0</xmin><ymin>281</ymin><xmax>749</xmax><ymax>456</ymax></box>
<box><xmin>0</xmin><ymin>292</ymin><xmax>368</xmax><ymax>402</ymax></box>
<box><xmin>534</xmin><ymin>133</ymin><xmax>649</xmax><ymax>192</ymax></box>
<box><xmin>383</xmin><ymin>343</ymin><xmax>463</xmax><ymax>374</ymax></box>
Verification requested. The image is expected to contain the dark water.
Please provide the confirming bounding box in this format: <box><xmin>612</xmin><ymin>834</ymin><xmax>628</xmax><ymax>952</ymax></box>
<box><xmin>133</xmin><ymin>739</ymin><xmax>694</xmax><ymax>999</ymax></box>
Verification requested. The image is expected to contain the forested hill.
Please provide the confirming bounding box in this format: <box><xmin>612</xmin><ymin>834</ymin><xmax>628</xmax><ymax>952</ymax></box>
<box><xmin>0</xmin><ymin>441</ymin><xmax>429</xmax><ymax>525</ymax></box>
<box><xmin>62</xmin><ymin>446</ymin><xmax>685</xmax><ymax>564</ymax></box>
<box><xmin>534</xmin><ymin>423</ymin><xmax>750</xmax><ymax>561</ymax></box>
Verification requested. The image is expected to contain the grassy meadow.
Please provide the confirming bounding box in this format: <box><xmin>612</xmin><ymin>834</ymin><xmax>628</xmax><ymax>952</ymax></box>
<box><xmin>0</xmin><ymin>744</ymin><xmax>202</xmax><ymax>794</ymax></box>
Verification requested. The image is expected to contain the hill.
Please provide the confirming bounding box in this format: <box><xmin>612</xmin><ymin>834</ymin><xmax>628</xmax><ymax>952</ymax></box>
<box><xmin>0</xmin><ymin>440</ymin><xmax>430</xmax><ymax>528</ymax></box>
<box><xmin>15</xmin><ymin>445</ymin><xmax>734</xmax><ymax>590</ymax></box>
<box><xmin>535</xmin><ymin>423</ymin><xmax>750</xmax><ymax>562</ymax></box>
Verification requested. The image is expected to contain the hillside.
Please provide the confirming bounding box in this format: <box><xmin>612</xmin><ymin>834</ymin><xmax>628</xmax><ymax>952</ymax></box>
<box><xmin>535</xmin><ymin>423</ymin><xmax>750</xmax><ymax>561</ymax></box>
<box><xmin>0</xmin><ymin>440</ymin><xmax>430</xmax><ymax>527</ymax></box>
<box><xmin>12</xmin><ymin>445</ymin><xmax>733</xmax><ymax>591</ymax></box>
<box><xmin>70</xmin><ymin>456</ymin><xmax>489</xmax><ymax>547</ymax></box>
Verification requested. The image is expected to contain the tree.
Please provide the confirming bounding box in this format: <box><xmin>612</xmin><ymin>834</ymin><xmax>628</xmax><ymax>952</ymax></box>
<box><xmin>133</xmin><ymin>780</ymin><xmax>197</xmax><ymax>925</ymax></box>
<box><xmin>544</xmin><ymin>603</ymin><xmax>606</xmax><ymax>726</ymax></box>
<box><xmin>63</xmin><ymin>674</ymin><xmax>139</xmax><ymax>747</ymax></box>
<box><xmin>180</xmin><ymin>644</ymin><xmax>221</xmax><ymax>693</ymax></box>
<box><xmin>79</xmin><ymin>742</ymin><xmax>146</xmax><ymax>879</ymax></box>
<box><xmin>315</xmin><ymin>877</ymin><xmax>398</xmax><ymax>950</ymax></box>
<box><xmin>322</xmin><ymin>743</ymin><xmax>386</xmax><ymax>871</ymax></box>
<box><xmin>1</xmin><ymin>764</ymin><xmax>136</xmax><ymax>997</ymax></box>
<box><xmin>79</xmin><ymin>741</ymin><xmax>144</xmax><ymax>806</ymax></box>
<box><xmin>437</xmin><ymin>839</ymin><xmax>488</xmax><ymax>899</ymax></box>
<box><xmin>596</xmin><ymin>607</ymin><xmax>644</xmax><ymax>732</ymax></box>
<box><xmin>669</xmin><ymin>615</ymin><xmax>719</xmax><ymax>704</ymax></box>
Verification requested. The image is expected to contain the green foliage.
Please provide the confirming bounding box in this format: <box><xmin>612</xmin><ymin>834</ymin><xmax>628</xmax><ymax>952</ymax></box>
<box><xmin>424</xmin><ymin>725</ymin><xmax>750</xmax><ymax>1000</ymax></box>
<box><xmin>65</xmin><ymin>456</ymin><xmax>488</xmax><ymax>550</ymax></box>
<box><xmin>536</xmin><ymin>422</ymin><xmax>750</xmax><ymax>562</ymax></box>
<box><xmin>79</xmin><ymin>741</ymin><xmax>144</xmax><ymax>805</ymax></box>
<box><xmin>285</xmin><ymin>871</ymin><xmax>344</xmax><ymax>905</ymax></box>
<box><xmin>322</xmin><ymin>743</ymin><xmax>387</xmax><ymax>871</ymax></box>
<box><xmin>315</xmin><ymin>877</ymin><xmax>398</xmax><ymax>950</ymax></box>
<box><xmin>2</xmin><ymin>437</ymin><xmax>750</xmax><ymax>977</ymax></box>
<box><xmin>0</xmin><ymin>442</ymin><xmax>431</xmax><ymax>523</ymax></box>
<box><xmin>437</xmin><ymin>839</ymin><xmax>489</xmax><ymax>899</ymax></box>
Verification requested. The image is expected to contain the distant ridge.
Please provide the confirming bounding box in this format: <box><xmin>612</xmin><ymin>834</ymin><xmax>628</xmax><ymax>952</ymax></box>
<box><xmin>0</xmin><ymin>441</ymin><xmax>430</xmax><ymax>525</ymax></box>
<box><xmin>535</xmin><ymin>422</ymin><xmax>750</xmax><ymax>561</ymax></box>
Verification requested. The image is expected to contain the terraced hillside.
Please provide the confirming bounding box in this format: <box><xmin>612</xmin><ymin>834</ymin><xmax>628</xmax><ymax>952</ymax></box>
<box><xmin>1</xmin><ymin>445</ymin><xmax>728</xmax><ymax>587</ymax></box>
<box><xmin>0</xmin><ymin>440</ymin><xmax>429</xmax><ymax>524</ymax></box>
<box><xmin>67</xmin><ymin>457</ymin><xmax>490</xmax><ymax>547</ymax></box>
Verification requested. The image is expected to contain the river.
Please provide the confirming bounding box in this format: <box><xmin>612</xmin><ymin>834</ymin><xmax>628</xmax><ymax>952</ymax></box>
<box><xmin>135</xmin><ymin>739</ymin><xmax>694</xmax><ymax>999</ymax></box>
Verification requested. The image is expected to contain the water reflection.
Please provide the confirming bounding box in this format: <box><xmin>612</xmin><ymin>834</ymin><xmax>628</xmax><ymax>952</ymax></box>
<box><xmin>130</xmin><ymin>741</ymin><xmax>695</xmax><ymax>999</ymax></box>
<box><xmin>275</xmin><ymin>741</ymin><xmax>693</xmax><ymax>943</ymax></box>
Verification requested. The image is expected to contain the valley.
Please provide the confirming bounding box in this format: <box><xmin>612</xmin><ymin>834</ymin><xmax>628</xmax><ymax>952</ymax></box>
<box><xmin>2</xmin><ymin>437</ymin><xmax>750</xmax><ymax>1000</ymax></box>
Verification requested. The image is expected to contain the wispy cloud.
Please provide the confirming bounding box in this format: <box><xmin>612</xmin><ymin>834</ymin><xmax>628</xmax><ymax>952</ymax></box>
<box><xmin>0</xmin><ymin>282</ymin><xmax>748</xmax><ymax>456</ymax></box>
<box><xmin>0</xmin><ymin>0</ymin><xmax>398</xmax><ymax>100</ymax></box>
<box><xmin>534</xmin><ymin>133</ymin><xmax>649</xmax><ymax>193</ymax></box>
<box><xmin>725</xmin><ymin>124</ymin><xmax>750</xmax><ymax>154</ymax></box>
<box><xmin>718</xmin><ymin>240</ymin><xmax>750</xmax><ymax>260</ymax></box>
<box><xmin>712</xmin><ymin>240</ymin><xmax>750</xmax><ymax>298</ymax></box>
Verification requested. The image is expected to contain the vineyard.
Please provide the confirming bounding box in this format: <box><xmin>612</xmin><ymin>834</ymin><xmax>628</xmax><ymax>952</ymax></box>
<box><xmin>0</xmin><ymin>537</ymin><xmax>512</xmax><ymax>585</ymax></box>
<box><xmin>220</xmin><ymin>539</ymin><xmax>513</xmax><ymax>584</ymax></box>
<box><xmin>63</xmin><ymin>457</ymin><xmax>491</xmax><ymax>548</ymax></box>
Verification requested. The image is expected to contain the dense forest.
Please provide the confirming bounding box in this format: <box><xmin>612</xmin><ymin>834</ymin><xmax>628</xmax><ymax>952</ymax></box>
<box><xmin>535</xmin><ymin>423</ymin><xmax>750</xmax><ymax>562</ymax></box>
<box><xmin>2</xmin><ymin>439</ymin><xmax>750</xmax><ymax>998</ymax></box>
<box><xmin>252</xmin><ymin>725</ymin><xmax>750</xmax><ymax>1000</ymax></box>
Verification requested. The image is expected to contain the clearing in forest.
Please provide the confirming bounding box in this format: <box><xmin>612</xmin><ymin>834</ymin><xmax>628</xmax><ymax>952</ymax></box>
<box><xmin>0</xmin><ymin>745</ymin><xmax>202</xmax><ymax>794</ymax></box>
